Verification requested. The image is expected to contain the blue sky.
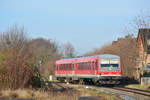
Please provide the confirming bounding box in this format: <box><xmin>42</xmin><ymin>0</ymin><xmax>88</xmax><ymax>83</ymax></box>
<box><xmin>0</xmin><ymin>0</ymin><xmax>150</xmax><ymax>55</ymax></box>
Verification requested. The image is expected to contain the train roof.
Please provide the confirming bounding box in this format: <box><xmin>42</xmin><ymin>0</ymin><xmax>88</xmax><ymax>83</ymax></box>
<box><xmin>60</xmin><ymin>54</ymin><xmax>120</xmax><ymax>60</ymax></box>
<box><xmin>98</xmin><ymin>54</ymin><xmax>120</xmax><ymax>59</ymax></box>
<box><xmin>55</xmin><ymin>54</ymin><xmax>120</xmax><ymax>64</ymax></box>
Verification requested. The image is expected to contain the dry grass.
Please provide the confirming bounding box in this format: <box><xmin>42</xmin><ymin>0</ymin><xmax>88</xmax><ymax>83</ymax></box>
<box><xmin>0</xmin><ymin>89</ymin><xmax>80</xmax><ymax>100</ymax></box>
<box><xmin>0</xmin><ymin>89</ymin><xmax>48</xmax><ymax>99</ymax></box>
<box><xmin>0</xmin><ymin>87</ymin><xmax>123</xmax><ymax>100</ymax></box>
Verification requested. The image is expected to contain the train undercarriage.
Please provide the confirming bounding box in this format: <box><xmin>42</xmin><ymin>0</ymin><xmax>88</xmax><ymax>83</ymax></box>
<box><xmin>56</xmin><ymin>75</ymin><xmax>122</xmax><ymax>85</ymax></box>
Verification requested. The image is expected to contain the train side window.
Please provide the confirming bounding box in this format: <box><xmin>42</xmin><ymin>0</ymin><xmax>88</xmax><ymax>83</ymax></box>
<box><xmin>59</xmin><ymin>64</ymin><xmax>61</xmax><ymax>70</ymax></box>
<box><xmin>60</xmin><ymin>64</ymin><xmax>62</xmax><ymax>70</ymax></box>
<box><xmin>67</xmin><ymin>64</ymin><xmax>70</xmax><ymax>70</ymax></box>
<box><xmin>64</xmin><ymin>64</ymin><xmax>66</xmax><ymax>70</ymax></box>
<box><xmin>56</xmin><ymin>65</ymin><xmax>58</xmax><ymax>70</ymax></box>
<box><xmin>67</xmin><ymin>64</ymin><xmax>68</xmax><ymax>70</ymax></box>
<box><xmin>82</xmin><ymin>63</ymin><xmax>84</xmax><ymax>70</ymax></box>
<box><xmin>85</xmin><ymin>62</ymin><xmax>89</xmax><ymax>70</ymax></box>
<box><xmin>79</xmin><ymin>63</ymin><xmax>85</xmax><ymax>70</ymax></box>
<box><xmin>89</xmin><ymin>62</ymin><xmax>92</xmax><ymax>70</ymax></box>
<box><xmin>69</xmin><ymin>64</ymin><xmax>71</xmax><ymax>70</ymax></box>
<box><xmin>55</xmin><ymin>65</ymin><xmax>57</xmax><ymax>70</ymax></box>
<box><xmin>68</xmin><ymin>64</ymin><xmax>70</xmax><ymax>70</ymax></box>
<box><xmin>81</xmin><ymin>62</ymin><xmax>87</xmax><ymax>70</ymax></box>
<box><xmin>58</xmin><ymin>64</ymin><xmax>60</xmax><ymax>70</ymax></box>
<box><xmin>67</xmin><ymin>64</ymin><xmax>69</xmax><ymax>70</ymax></box>
<box><xmin>78</xmin><ymin>63</ymin><xmax>82</xmax><ymax>70</ymax></box>
<box><xmin>70</xmin><ymin>64</ymin><xmax>72</xmax><ymax>70</ymax></box>
<box><xmin>65</xmin><ymin>64</ymin><xmax>70</xmax><ymax>70</ymax></box>
<box><xmin>91</xmin><ymin>62</ymin><xmax>94</xmax><ymax>70</ymax></box>
<box><xmin>93</xmin><ymin>62</ymin><xmax>96</xmax><ymax>70</ymax></box>
<box><xmin>61</xmin><ymin>64</ymin><xmax>64</xmax><ymax>70</ymax></box>
<box><xmin>90</xmin><ymin>63</ymin><xmax>92</xmax><ymax>70</ymax></box>
<box><xmin>78</xmin><ymin>63</ymin><xmax>80</xmax><ymax>70</ymax></box>
<box><xmin>79</xmin><ymin>63</ymin><xmax>81</xmax><ymax>70</ymax></box>
<box><xmin>63</xmin><ymin>64</ymin><xmax>65</xmax><ymax>70</ymax></box>
<box><xmin>80</xmin><ymin>63</ymin><xmax>83</xmax><ymax>70</ymax></box>
<box><xmin>70</xmin><ymin>64</ymin><xmax>73</xmax><ymax>70</ymax></box>
<box><xmin>88</xmin><ymin>62</ymin><xmax>90</xmax><ymax>70</ymax></box>
<box><xmin>66</xmin><ymin>64</ymin><xmax>68</xmax><ymax>70</ymax></box>
<box><xmin>72</xmin><ymin>64</ymin><xmax>74</xmax><ymax>70</ymax></box>
<box><xmin>65</xmin><ymin>64</ymin><xmax>67</xmax><ymax>70</ymax></box>
<box><xmin>81</xmin><ymin>63</ymin><xmax>83</xmax><ymax>70</ymax></box>
<box><xmin>59</xmin><ymin>64</ymin><xmax>62</xmax><ymax>70</ymax></box>
<box><xmin>61</xmin><ymin>64</ymin><xmax>63</xmax><ymax>70</ymax></box>
<box><xmin>85</xmin><ymin>63</ymin><xmax>88</xmax><ymax>70</ymax></box>
<box><xmin>87</xmin><ymin>62</ymin><xmax>90</xmax><ymax>70</ymax></box>
<box><xmin>88</xmin><ymin>62</ymin><xmax>91</xmax><ymax>70</ymax></box>
<box><xmin>63</xmin><ymin>64</ymin><xmax>66</xmax><ymax>70</ymax></box>
<box><xmin>95</xmin><ymin>62</ymin><xmax>98</xmax><ymax>70</ymax></box>
<box><xmin>84</xmin><ymin>63</ymin><xmax>86</xmax><ymax>70</ymax></box>
<box><xmin>83</xmin><ymin>63</ymin><xmax>85</xmax><ymax>70</ymax></box>
<box><xmin>94</xmin><ymin>62</ymin><xmax>97</xmax><ymax>70</ymax></box>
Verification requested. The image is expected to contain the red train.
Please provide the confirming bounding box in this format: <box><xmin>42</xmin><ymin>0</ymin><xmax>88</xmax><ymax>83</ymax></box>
<box><xmin>54</xmin><ymin>54</ymin><xmax>122</xmax><ymax>84</ymax></box>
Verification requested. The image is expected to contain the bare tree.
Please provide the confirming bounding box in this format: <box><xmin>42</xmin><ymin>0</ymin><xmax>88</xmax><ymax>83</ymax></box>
<box><xmin>0</xmin><ymin>25</ymin><xmax>35</xmax><ymax>89</ymax></box>
<box><xmin>123</xmin><ymin>12</ymin><xmax>150</xmax><ymax>80</ymax></box>
<box><xmin>28</xmin><ymin>38</ymin><xmax>60</xmax><ymax>78</ymax></box>
<box><xmin>85</xmin><ymin>36</ymin><xmax>137</xmax><ymax>78</ymax></box>
<box><xmin>0</xmin><ymin>25</ymin><xmax>63</xmax><ymax>89</ymax></box>
<box><xmin>62</xmin><ymin>42</ymin><xmax>76</xmax><ymax>58</ymax></box>
<box><xmin>123</xmin><ymin>11</ymin><xmax>150</xmax><ymax>36</ymax></box>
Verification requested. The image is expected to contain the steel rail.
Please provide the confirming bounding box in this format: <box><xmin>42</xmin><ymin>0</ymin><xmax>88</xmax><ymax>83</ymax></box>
<box><xmin>110</xmin><ymin>87</ymin><xmax>150</xmax><ymax>97</ymax></box>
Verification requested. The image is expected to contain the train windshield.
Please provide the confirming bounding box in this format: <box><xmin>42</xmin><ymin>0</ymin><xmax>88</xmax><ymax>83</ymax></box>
<box><xmin>101</xmin><ymin>64</ymin><xmax>119</xmax><ymax>67</ymax></box>
<box><xmin>100</xmin><ymin>58</ymin><xmax>120</xmax><ymax>68</ymax></box>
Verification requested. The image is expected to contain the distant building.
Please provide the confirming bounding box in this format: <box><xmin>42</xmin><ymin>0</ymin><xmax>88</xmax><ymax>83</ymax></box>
<box><xmin>136</xmin><ymin>28</ymin><xmax>150</xmax><ymax>77</ymax></box>
<box><xmin>112</xmin><ymin>35</ymin><xmax>133</xmax><ymax>45</ymax></box>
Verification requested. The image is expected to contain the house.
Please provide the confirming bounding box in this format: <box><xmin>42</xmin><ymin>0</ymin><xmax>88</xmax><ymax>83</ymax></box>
<box><xmin>136</xmin><ymin>28</ymin><xmax>150</xmax><ymax>77</ymax></box>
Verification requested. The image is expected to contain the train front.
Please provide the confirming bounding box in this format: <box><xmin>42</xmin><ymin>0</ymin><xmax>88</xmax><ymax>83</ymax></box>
<box><xmin>98</xmin><ymin>54</ymin><xmax>122</xmax><ymax>84</ymax></box>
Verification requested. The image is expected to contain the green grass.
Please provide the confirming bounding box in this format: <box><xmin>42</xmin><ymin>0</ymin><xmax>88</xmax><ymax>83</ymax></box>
<box><xmin>125</xmin><ymin>84</ymin><xmax>150</xmax><ymax>91</ymax></box>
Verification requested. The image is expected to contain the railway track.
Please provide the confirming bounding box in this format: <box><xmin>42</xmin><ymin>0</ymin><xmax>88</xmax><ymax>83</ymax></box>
<box><xmin>66</xmin><ymin>83</ymin><xmax>150</xmax><ymax>99</ymax></box>
<box><xmin>48</xmin><ymin>81</ymin><xmax>150</xmax><ymax>99</ymax></box>
<box><xmin>79</xmin><ymin>83</ymin><xmax>150</xmax><ymax>98</ymax></box>
<box><xmin>77</xmin><ymin>85</ymin><xmax>150</xmax><ymax>100</ymax></box>
<box><xmin>111</xmin><ymin>86</ymin><xmax>150</xmax><ymax>97</ymax></box>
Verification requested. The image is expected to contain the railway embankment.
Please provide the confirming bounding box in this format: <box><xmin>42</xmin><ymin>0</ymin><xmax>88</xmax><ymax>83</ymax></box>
<box><xmin>49</xmin><ymin>82</ymin><xmax>123</xmax><ymax>100</ymax></box>
<box><xmin>125</xmin><ymin>84</ymin><xmax>150</xmax><ymax>91</ymax></box>
<box><xmin>0</xmin><ymin>82</ymin><xmax>123</xmax><ymax>100</ymax></box>
<box><xmin>63</xmin><ymin>83</ymin><xmax>150</xmax><ymax>100</ymax></box>
<box><xmin>1</xmin><ymin>81</ymin><xmax>150</xmax><ymax>100</ymax></box>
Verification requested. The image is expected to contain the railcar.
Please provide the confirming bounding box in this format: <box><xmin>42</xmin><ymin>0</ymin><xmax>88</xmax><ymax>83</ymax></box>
<box><xmin>54</xmin><ymin>54</ymin><xmax>122</xmax><ymax>84</ymax></box>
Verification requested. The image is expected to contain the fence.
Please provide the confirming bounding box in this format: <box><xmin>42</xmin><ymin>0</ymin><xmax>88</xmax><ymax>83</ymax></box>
<box><xmin>141</xmin><ymin>77</ymin><xmax>150</xmax><ymax>86</ymax></box>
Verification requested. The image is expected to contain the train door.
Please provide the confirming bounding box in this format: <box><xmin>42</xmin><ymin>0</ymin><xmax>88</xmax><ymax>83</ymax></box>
<box><xmin>74</xmin><ymin>63</ymin><xmax>77</xmax><ymax>74</ymax></box>
<box><xmin>91</xmin><ymin>61</ymin><xmax>95</xmax><ymax>75</ymax></box>
<box><xmin>72</xmin><ymin>63</ymin><xmax>75</xmax><ymax>75</ymax></box>
<box><xmin>91</xmin><ymin>60</ymin><xmax>98</xmax><ymax>75</ymax></box>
